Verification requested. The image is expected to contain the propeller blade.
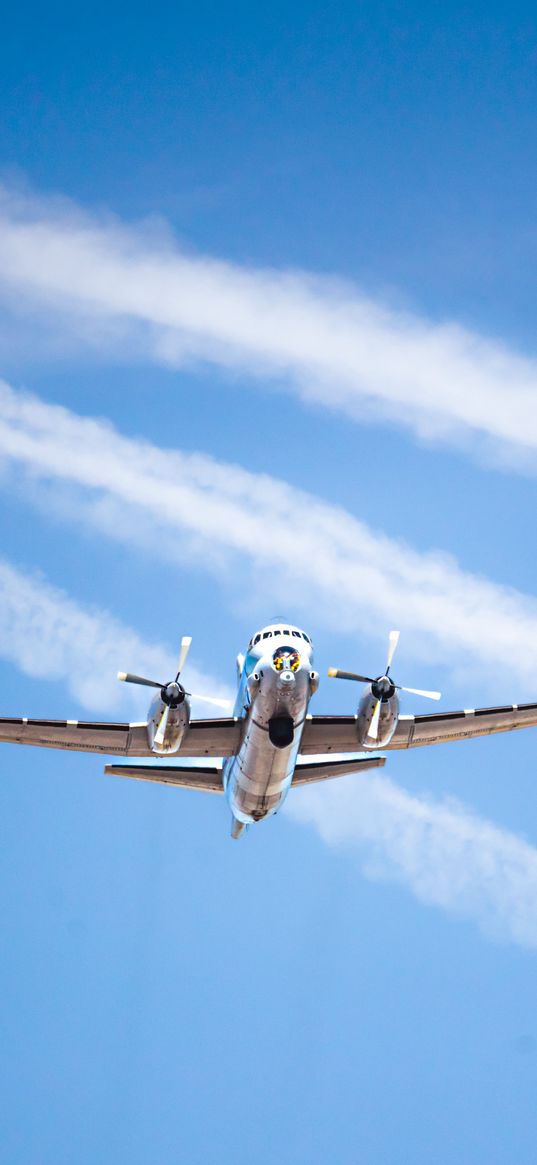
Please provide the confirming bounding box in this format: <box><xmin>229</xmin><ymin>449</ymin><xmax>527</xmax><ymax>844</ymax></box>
<box><xmin>367</xmin><ymin>698</ymin><xmax>382</xmax><ymax>740</ymax></box>
<box><xmin>328</xmin><ymin>668</ymin><xmax>375</xmax><ymax>683</ymax></box>
<box><xmin>117</xmin><ymin>671</ymin><xmax>162</xmax><ymax>689</ymax></box>
<box><xmin>399</xmin><ymin>686</ymin><xmax>442</xmax><ymax>700</ymax></box>
<box><xmin>188</xmin><ymin>692</ymin><xmax>233</xmax><ymax>709</ymax></box>
<box><xmin>176</xmin><ymin>635</ymin><xmax>192</xmax><ymax>679</ymax></box>
<box><xmin>386</xmin><ymin>630</ymin><xmax>400</xmax><ymax>673</ymax></box>
<box><xmin>154</xmin><ymin>703</ymin><xmax>171</xmax><ymax>747</ymax></box>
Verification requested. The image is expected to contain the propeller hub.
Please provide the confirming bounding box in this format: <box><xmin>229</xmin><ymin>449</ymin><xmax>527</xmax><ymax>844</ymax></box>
<box><xmin>161</xmin><ymin>681</ymin><xmax>185</xmax><ymax>707</ymax></box>
<box><xmin>372</xmin><ymin>675</ymin><xmax>395</xmax><ymax>701</ymax></box>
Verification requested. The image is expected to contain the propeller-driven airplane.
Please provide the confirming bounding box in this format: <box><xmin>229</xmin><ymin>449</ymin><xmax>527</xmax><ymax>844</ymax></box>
<box><xmin>2</xmin><ymin>622</ymin><xmax>537</xmax><ymax>838</ymax></box>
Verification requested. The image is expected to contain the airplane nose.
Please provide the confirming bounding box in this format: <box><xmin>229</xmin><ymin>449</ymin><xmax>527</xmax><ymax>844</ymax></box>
<box><xmin>279</xmin><ymin>670</ymin><xmax>296</xmax><ymax>686</ymax></box>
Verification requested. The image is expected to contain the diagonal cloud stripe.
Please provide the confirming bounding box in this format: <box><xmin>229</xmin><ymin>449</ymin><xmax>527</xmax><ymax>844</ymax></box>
<box><xmin>0</xmin><ymin>186</ymin><xmax>536</xmax><ymax>469</ymax></box>
<box><xmin>286</xmin><ymin>772</ymin><xmax>537</xmax><ymax>949</ymax></box>
<box><xmin>1</xmin><ymin>381</ymin><xmax>537</xmax><ymax>686</ymax></box>
<box><xmin>0</xmin><ymin>557</ymin><xmax>232</xmax><ymax>713</ymax></box>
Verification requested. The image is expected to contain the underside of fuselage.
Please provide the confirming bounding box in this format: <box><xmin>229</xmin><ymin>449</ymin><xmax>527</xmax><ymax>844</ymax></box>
<box><xmin>224</xmin><ymin>621</ymin><xmax>318</xmax><ymax>836</ymax></box>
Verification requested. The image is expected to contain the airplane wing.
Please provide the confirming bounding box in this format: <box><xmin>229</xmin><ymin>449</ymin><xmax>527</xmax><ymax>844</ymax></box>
<box><xmin>3</xmin><ymin>702</ymin><xmax>537</xmax><ymax>762</ymax></box>
<box><xmin>105</xmin><ymin>763</ymin><xmax>224</xmax><ymax>792</ymax></box>
<box><xmin>292</xmin><ymin>756</ymin><xmax>385</xmax><ymax>783</ymax></box>
<box><xmin>0</xmin><ymin>717</ymin><xmax>242</xmax><ymax>756</ymax></box>
<box><xmin>387</xmin><ymin>703</ymin><xmax>537</xmax><ymax>749</ymax></box>
<box><xmin>300</xmin><ymin>702</ymin><xmax>537</xmax><ymax>754</ymax></box>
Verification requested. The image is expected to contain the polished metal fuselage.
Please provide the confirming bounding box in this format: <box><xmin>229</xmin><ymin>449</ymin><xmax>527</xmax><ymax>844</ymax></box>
<box><xmin>223</xmin><ymin>624</ymin><xmax>316</xmax><ymax>826</ymax></box>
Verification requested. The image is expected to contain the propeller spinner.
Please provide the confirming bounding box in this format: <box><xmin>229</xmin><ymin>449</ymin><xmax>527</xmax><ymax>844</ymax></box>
<box><xmin>328</xmin><ymin>630</ymin><xmax>441</xmax><ymax>740</ymax></box>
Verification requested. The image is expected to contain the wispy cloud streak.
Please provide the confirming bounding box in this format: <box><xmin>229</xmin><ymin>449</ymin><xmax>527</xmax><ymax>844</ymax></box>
<box><xmin>0</xmin><ymin>186</ymin><xmax>536</xmax><ymax>468</ymax></box>
<box><xmin>1</xmin><ymin>382</ymin><xmax>537</xmax><ymax>687</ymax></box>
<box><xmin>287</xmin><ymin>773</ymin><xmax>537</xmax><ymax>948</ymax></box>
<box><xmin>0</xmin><ymin>557</ymin><xmax>231</xmax><ymax>713</ymax></box>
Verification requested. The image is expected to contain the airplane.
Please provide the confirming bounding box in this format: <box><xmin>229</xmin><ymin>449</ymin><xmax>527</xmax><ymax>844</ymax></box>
<box><xmin>1</xmin><ymin>621</ymin><xmax>537</xmax><ymax>839</ymax></box>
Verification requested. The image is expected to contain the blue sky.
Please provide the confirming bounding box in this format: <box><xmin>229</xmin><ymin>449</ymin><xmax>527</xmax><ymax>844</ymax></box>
<box><xmin>2</xmin><ymin>2</ymin><xmax>537</xmax><ymax>1162</ymax></box>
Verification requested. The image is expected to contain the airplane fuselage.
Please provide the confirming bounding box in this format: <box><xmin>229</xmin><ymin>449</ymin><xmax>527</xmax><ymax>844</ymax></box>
<box><xmin>223</xmin><ymin>623</ymin><xmax>318</xmax><ymax>833</ymax></box>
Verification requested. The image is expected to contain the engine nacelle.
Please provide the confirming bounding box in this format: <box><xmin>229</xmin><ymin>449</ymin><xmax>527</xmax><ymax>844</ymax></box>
<box><xmin>357</xmin><ymin>688</ymin><xmax>400</xmax><ymax>750</ymax></box>
<box><xmin>147</xmin><ymin>688</ymin><xmax>190</xmax><ymax>756</ymax></box>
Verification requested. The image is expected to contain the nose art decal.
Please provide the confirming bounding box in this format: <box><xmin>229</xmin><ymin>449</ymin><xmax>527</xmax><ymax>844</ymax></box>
<box><xmin>273</xmin><ymin>647</ymin><xmax>301</xmax><ymax>672</ymax></box>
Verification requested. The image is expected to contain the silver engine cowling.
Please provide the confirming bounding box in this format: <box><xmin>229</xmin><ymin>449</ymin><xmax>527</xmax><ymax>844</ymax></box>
<box><xmin>356</xmin><ymin>680</ymin><xmax>400</xmax><ymax>750</ymax></box>
<box><xmin>147</xmin><ymin>682</ymin><xmax>190</xmax><ymax>756</ymax></box>
<box><xmin>329</xmin><ymin>630</ymin><xmax>441</xmax><ymax>752</ymax></box>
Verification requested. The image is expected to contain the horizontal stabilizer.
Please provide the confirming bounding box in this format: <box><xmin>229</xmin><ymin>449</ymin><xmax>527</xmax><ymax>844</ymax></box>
<box><xmin>104</xmin><ymin>763</ymin><xmax>223</xmax><ymax>793</ymax></box>
<box><xmin>292</xmin><ymin>756</ymin><xmax>385</xmax><ymax>785</ymax></box>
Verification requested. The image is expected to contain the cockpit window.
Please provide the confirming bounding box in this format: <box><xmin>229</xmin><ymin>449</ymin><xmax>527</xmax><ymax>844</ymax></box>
<box><xmin>251</xmin><ymin>627</ymin><xmax>311</xmax><ymax>645</ymax></box>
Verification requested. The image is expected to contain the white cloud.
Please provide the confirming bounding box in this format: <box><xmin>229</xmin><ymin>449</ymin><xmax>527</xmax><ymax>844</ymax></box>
<box><xmin>1</xmin><ymin>381</ymin><xmax>537</xmax><ymax>689</ymax></box>
<box><xmin>286</xmin><ymin>772</ymin><xmax>537</xmax><ymax>949</ymax></box>
<box><xmin>0</xmin><ymin>185</ymin><xmax>536</xmax><ymax>468</ymax></box>
<box><xmin>0</xmin><ymin>557</ymin><xmax>232</xmax><ymax>714</ymax></box>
